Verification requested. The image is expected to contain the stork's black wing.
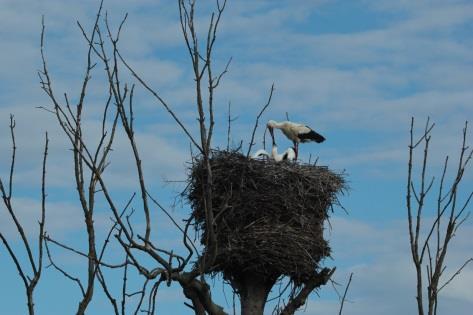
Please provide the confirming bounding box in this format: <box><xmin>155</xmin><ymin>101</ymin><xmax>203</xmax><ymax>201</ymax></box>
<box><xmin>299</xmin><ymin>128</ymin><xmax>325</xmax><ymax>143</ymax></box>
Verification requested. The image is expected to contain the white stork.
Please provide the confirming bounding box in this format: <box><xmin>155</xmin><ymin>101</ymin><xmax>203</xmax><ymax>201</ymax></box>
<box><xmin>271</xmin><ymin>145</ymin><xmax>296</xmax><ymax>162</ymax></box>
<box><xmin>267</xmin><ymin>120</ymin><xmax>325</xmax><ymax>159</ymax></box>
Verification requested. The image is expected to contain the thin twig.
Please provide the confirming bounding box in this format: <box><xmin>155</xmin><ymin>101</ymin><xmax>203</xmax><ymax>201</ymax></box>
<box><xmin>338</xmin><ymin>273</ymin><xmax>353</xmax><ymax>315</ymax></box>
<box><xmin>246</xmin><ymin>83</ymin><xmax>274</xmax><ymax>157</ymax></box>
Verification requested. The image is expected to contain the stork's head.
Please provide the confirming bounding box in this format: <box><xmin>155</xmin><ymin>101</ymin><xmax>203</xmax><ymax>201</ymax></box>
<box><xmin>267</xmin><ymin>120</ymin><xmax>278</xmax><ymax>129</ymax></box>
<box><xmin>266</xmin><ymin>120</ymin><xmax>277</xmax><ymax>144</ymax></box>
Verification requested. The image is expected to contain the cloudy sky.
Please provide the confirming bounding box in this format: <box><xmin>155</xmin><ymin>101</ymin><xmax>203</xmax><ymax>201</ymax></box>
<box><xmin>0</xmin><ymin>0</ymin><xmax>472</xmax><ymax>314</ymax></box>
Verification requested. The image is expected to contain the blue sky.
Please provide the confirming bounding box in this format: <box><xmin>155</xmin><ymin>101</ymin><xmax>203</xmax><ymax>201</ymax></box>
<box><xmin>0</xmin><ymin>0</ymin><xmax>472</xmax><ymax>314</ymax></box>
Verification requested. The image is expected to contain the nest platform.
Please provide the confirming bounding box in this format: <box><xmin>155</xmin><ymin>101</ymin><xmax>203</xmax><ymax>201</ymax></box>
<box><xmin>187</xmin><ymin>150</ymin><xmax>345</xmax><ymax>284</ymax></box>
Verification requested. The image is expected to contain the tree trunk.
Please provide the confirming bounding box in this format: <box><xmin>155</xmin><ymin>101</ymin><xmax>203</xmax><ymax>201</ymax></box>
<box><xmin>233</xmin><ymin>274</ymin><xmax>276</xmax><ymax>315</ymax></box>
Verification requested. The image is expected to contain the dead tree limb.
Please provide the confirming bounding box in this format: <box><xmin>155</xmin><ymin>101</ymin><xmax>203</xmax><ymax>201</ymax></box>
<box><xmin>407</xmin><ymin>118</ymin><xmax>472</xmax><ymax>315</ymax></box>
<box><xmin>338</xmin><ymin>272</ymin><xmax>353</xmax><ymax>315</ymax></box>
<box><xmin>247</xmin><ymin>83</ymin><xmax>274</xmax><ymax>157</ymax></box>
<box><xmin>279</xmin><ymin>268</ymin><xmax>335</xmax><ymax>315</ymax></box>
<box><xmin>0</xmin><ymin>118</ymin><xmax>49</xmax><ymax>315</ymax></box>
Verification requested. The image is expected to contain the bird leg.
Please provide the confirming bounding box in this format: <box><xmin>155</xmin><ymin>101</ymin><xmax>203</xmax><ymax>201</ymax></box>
<box><xmin>294</xmin><ymin>142</ymin><xmax>299</xmax><ymax>160</ymax></box>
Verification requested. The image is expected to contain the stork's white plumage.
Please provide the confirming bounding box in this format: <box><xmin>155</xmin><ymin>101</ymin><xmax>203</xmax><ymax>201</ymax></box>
<box><xmin>271</xmin><ymin>145</ymin><xmax>296</xmax><ymax>162</ymax></box>
<box><xmin>251</xmin><ymin>146</ymin><xmax>295</xmax><ymax>162</ymax></box>
<box><xmin>267</xmin><ymin>120</ymin><xmax>325</xmax><ymax>159</ymax></box>
<box><xmin>252</xmin><ymin>149</ymin><xmax>270</xmax><ymax>159</ymax></box>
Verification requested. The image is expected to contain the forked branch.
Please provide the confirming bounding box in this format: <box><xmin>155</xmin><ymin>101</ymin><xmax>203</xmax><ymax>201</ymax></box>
<box><xmin>0</xmin><ymin>119</ymin><xmax>49</xmax><ymax>315</ymax></box>
<box><xmin>407</xmin><ymin>118</ymin><xmax>472</xmax><ymax>315</ymax></box>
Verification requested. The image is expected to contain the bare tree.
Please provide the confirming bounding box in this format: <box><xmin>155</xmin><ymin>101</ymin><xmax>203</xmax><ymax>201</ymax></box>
<box><xmin>0</xmin><ymin>116</ymin><xmax>49</xmax><ymax>315</ymax></box>
<box><xmin>407</xmin><ymin>117</ymin><xmax>472</xmax><ymax>315</ymax></box>
<box><xmin>36</xmin><ymin>0</ymin><xmax>230</xmax><ymax>314</ymax></box>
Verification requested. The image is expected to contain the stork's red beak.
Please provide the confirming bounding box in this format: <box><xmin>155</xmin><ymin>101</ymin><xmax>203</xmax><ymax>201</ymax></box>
<box><xmin>268</xmin><ymin>127</ymin><xmax>275</xmax><ymax>145</ymax></box>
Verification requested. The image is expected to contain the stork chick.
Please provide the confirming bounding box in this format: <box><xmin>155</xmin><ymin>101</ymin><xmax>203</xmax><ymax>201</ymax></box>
<box><xmin>271</xmin><ymin>144</ymin><xmax>296</xmax><ymax>162</ymax></box>
<box><xmin>252</xmin><ymin>149</ymin><xmax>270</xmax><ymax>159</ymax></box>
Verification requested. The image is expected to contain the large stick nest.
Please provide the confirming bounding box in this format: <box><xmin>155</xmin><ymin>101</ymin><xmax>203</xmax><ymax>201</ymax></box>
<box><xmin>187</xmin><ymin>150</ymin><xmax>346</xmax><ymax>284</ymax></box>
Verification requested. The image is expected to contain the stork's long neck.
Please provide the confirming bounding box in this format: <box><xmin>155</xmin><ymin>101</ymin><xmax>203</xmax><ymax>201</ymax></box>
<box><xmin>271</xmin><ymin>121</ymin><xmax>286</xmax><ymax>129</ymax></box>
<box><xmin>271</xmin><ymin>145</ymin><xmax>283</xmax><ymax>162</ymax></box>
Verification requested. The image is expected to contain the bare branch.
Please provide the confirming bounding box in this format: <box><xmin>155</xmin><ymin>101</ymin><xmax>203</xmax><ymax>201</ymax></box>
<box><xmin>438</xmin><ymin>258</ymin><xmax>473</xmax><ymax>292</ymax></box>
<box><xmin>96</xmin><ymin>267</ymin><xmax>120</xmax><ymax>315</ymax></box>
<box><xmin>44</xmin><ymin>235</ymin><xmax>125</xmax><ymax>269</ymax></box>
<box><xmin>338</xmin><ymin>273</ymin><xmax>353</xmax><ymax>315</ymax></box>
<box><xmin>246</xmin><ymin>83</ymin><xmax>274</xmax><ymax>157</ymax></box>
<box><xmin>8</xmin><ymin>114</ymin><xmax>16</xmax><ymax>199</ymax></box>
<box><xmin>30</xmin><ymin>132</ymin><xmax>49</xmax><ymax>287</ymax></box>
<box><xmin>116</xmin><ymin>50</ymin><xmax>202</xmax><ymax>152</ymax></box>
<box><xmin>147</xmin><ymin>192</ymin><xmax>199</xmax><ymax>260</ymax></box>
<box><xmin>45</xmin><ymin>240</ymin><xmax>86</xmax><ymax>297</ymax></box>
<box><xmin>213</xmin><ymin>57</ymin><xmax>232</xmax><ymax>89</ymax></box>
<box><xmin>0</xmin><ymin>233</ymin><xmax>29</xmax><ymax>288</ymax></box>
<box><xmin>279</xmin><ymin>268</ymin><xmax>335</xmax><ymax>315</ymax></box>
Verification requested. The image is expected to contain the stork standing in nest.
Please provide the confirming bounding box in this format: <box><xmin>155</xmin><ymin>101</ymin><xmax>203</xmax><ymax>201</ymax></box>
<box><xmin>267</xmin><ymin>120</ymin><xmax>325</xmax><ymax>160</ymax></box>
